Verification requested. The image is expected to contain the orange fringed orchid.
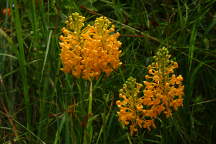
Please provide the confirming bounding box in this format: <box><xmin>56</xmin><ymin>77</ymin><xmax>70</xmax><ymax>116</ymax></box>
<box><xmin>116</xmin><ymin>47</ymin><xmax>184</xmax><ymax>135</ymax></box>
<box><xmin>59</xmin><ymin>12</ymin><xmax>122</xmax><ymax>80</ymax></box>
<box><xmin>143</xmin><ymin>47</ymin><xmax>184</xmax><ymax>118</ymax></box>
<box><xmin>116</xmin><ymin>77</ymin><xmax>156</xmax><ymax>135</ymax></box>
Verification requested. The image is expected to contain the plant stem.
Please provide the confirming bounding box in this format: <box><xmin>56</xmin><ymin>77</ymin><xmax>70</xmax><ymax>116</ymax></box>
<box><xmin>127</xmin><ymin>133</ymin><xmax>133</xmax><ymax>144</ymax></box>
<box><xmin>84</xmin><ymin>80</ymin><xmax>93</xmax><ymax>144</ymax></box>
<box><xmin>88</xmin><ymin>80</ymin><xmax>93</xmax><ymax>115</ymax></box>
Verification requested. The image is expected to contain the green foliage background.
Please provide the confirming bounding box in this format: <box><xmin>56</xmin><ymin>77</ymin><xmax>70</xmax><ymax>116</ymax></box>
<box><xmin>0</xmin><ymin>0</ymin><xmax>216</xmax><ymax>143</ymax></box>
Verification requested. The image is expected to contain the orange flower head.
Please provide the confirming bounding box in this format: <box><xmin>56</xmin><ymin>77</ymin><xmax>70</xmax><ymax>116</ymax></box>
<box><xmin>116</xmin><ymin>47</ymin><xmax>184</xmax><ymax>135</ymax></box>
<box><xmin>143</xmin><ymin>47</ymin><xmax>184</xmax><ymax>118</ymax></box>
<box><xmin>116</xmin><ymin>77</ymin><xmax>156</xmax><ymax>135</ymax></box>
<box><xmin>59</xmin><ymin>13</ymin><xmax>122</xmax><ymax>80</ymax></box>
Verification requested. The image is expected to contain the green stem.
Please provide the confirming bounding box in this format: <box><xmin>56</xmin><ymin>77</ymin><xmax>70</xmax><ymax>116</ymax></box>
<box><xmin>84</xmin><ymin>80</ymin><xmax>93</xmax><ymax>144</ymax></box>
<box><xmin>88</xmin><ymin>80</ymin><xmax>93</xmax><ymax>115</ymax></box>
<box><xmin>127</xmin><ymin>133</ymin><xmax>133</xmax><ymax>144</ymax></box>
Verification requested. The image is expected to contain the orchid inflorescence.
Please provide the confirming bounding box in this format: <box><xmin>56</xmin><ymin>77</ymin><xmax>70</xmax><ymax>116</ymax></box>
<box><xmin>116</xmin><ymin>47</ymin><xmax>184</xmax><ymax>135</ymax></box>
<box><xmin>59</xmin><ymin>12</ymin><xmax>122</xmax><ymax>80</ymax></box>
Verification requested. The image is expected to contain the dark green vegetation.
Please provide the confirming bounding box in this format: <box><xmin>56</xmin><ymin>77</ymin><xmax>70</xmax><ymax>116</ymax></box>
<box><xmin>0</xmin><ymin>0</ymin><xmax>216</xmax><ymax>143</ymax></box>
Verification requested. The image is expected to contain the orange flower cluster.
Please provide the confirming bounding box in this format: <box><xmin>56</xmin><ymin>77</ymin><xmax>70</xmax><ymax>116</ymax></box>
<box><xmin>143</xmin><ymin>47</ymin><xmax>184</xmax><ymax>117</ymax></box>
<box><xmin>116</xmin><ymin>47</ymin><xmax>184</xmax><ymax>135</ymax></box>
<box><xmin>59</xmin><ymin>12</ymin><xmax>122</xmax><ymax>80</ymax></box>
<box><xmin>116</xmin><ymin>77</ymin><xmax>156</xmax><ymax>135</ymax></box>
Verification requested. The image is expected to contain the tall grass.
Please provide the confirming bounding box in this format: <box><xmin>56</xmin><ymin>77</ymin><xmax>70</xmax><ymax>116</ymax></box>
<box><xmin>0</xmin><ymin>0</ymin><xmax>216</xmax><ymax>144</ymax></box>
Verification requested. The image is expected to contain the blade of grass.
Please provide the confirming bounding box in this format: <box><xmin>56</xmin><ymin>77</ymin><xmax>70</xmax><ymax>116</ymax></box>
<box><xmin>10</xmin><ymin>0</ymin><xmax>31</xmax><ymax>129</ymax></box>
<box><xmin>188</xmin><ymin>24</ymin><xmax>197</xmax><ymax>72</ymax></box>
<box><xmin>40</xmin><ymin>30</ymin><xmax>53</xmax><ymax>83</ymax></box>
<box><xmin>0</xmin><ymin>28</ymin><xmax>14</xmax><ymax>45</ymax></box>
<box><xmin>53</xmin><ymin>115</ymin><xmax>66</xmax><ymax>144</ymax></box>
<box><xmin>0</xmin><ymin>53</ymin><xmax>17</xmax><ymax>60</ymax></box>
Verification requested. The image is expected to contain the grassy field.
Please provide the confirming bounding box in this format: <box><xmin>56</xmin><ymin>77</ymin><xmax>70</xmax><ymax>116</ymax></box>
<box><xmin>0</xmin><ymin>0</ymin><xmax>216</xmax><ymax>144</ymax></box>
